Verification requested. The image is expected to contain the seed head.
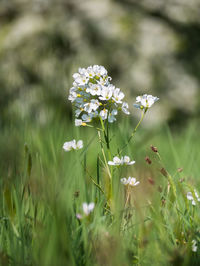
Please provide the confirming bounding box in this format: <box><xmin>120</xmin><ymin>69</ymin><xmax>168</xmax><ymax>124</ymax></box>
<box><xmin>151</xmin><ymin>145</ymin><xmax>158</xmax><ymax>153</ymax></box>
<box><xmin>145</xmin><ymin>156</ymin><xmax>152</xmax><ymax>164</ymax></box>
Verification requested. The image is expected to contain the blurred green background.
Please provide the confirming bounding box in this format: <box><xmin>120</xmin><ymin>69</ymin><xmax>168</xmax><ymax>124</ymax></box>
<box><xmin>1</xmin><ymin>0</ymin><xmax>200</xmax><ymax>184</ymax></box>
<box><xmin>1</xmin><ymin>0</ymin><xmax>200</xmax><ymax>180</ymax></box>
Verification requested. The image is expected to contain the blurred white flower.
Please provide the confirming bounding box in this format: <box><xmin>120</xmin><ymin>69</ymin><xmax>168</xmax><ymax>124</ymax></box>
<box><xmin>123</xmin><ymin>156</ymin><xmax>135</xmax><ymax>165</ymax></box>
<box><xmin>75</xmin><ymin>108</ymin><xmax>82</xmax><ymax>117</ymax></box>
<box><xmin>82</xmin><ymin>202</ymin><xmax>95</xmax><ymax>216</ymax></box>
<box><xmin>100</xmin><ymin>109</ymin><xmax>108</xmax><ymax>120</ymax></box>
<box><xmin>120</xmin><ymin>177</ymin><xmax>129</xmax><ymax>185</ymax></box>
<box><xmin>81</xmin><ymin>114</ymin><xmax>92</xmax><ymax>122</ymax></box>
<box><xmin>122</xmin><ymin>102</ymin><xmax>130</xmax><ymax>115</ymax></box>
<box><xmin>76</xmin><ymin>140</ymin><xmax>83</xmax><ymax>150</ymax></box>
<box><xmin>108</xmin><ymin>156</ymin><xmax>122</xmax><ymax>166</ymax></box>
<box><xmin>187</xmin><ymin>190</ymin><xmax>200</xmax><ymax>205</ymax></box>
<box><xmin>108</xmin><ymin>109</ymin><xmax>118</xmax><ymax>123</ymax></box>
<box><xmin>73</xmin><ymin>73</ymin><xmax>89</xmax><ymax>85</ymax></box>
<box><xmin>128</xmin><ymin>177</ymin><xmax>140</xmax><ymax>187</ymax></box>
<box><xmin>121</xmin><ymin>177</ymin><xmax>140</xmax><ymax>187</ymax></box>
<box><xmin>68</xmin><ymin>91</ymin><xmax>77</xmax><ymax>102</ymax></box>
<box><xmin>134</xmin><ymin>94</ymin><xmax>159</xmax><ymax>109</ymax></box>
<box><xmin>112</xmin><ymin>88</ymin><xmax>124</xmax><ymax>103</ymax></box>
<box><xmin>108</xmin><ymin>156</ymin><xmax>135</xmax><ymax>166</ymax></box>
<box><xmin>192</xmin><ymin>240</ymin><xmax>198</xmax><ymax>252</ymax></box>
<box><xmin>63</xmin><ymin>139</ymin><xmax>83</xmax><ymax>151</ymax></box>
<box><xmin>76</xmin><ymin>213</ymin><xmax>82</xmax><ymax>220</ymax></box>
<box><xmin>75</xmin><ymin>119</ymin><xmax>83</xmax><ymax>126</ymax></box>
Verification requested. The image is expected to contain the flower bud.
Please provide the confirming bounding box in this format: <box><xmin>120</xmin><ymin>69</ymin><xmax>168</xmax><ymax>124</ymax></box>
<box><xmin>150</xmin><ymin>145</ymin><xmax>158</xmax><ymax>153</ymax></box>
<box><xmin>145</xmin><ymin>156</ymin><xmax>152</xmax><ymax>164</ymax></box>
<box><xmin>148</xmin><ymin>177</ymin><xmax>155</xmax><ymax>185</ymax></box>
<box><xmin>160</xmin><ymin>167</ymin><xmax>168</xmax><ymax>177</ymax></box>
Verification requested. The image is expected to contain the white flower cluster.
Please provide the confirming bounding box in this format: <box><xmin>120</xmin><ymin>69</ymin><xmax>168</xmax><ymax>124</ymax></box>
<box><xmin>121</xmin><ymin>177</ymin><xmax>140</xmax><ymax>187</ymax></box>
<box><xmin>68</xmin><ymin>65</ymin><xmax>130</xmax><ymax>126</ymax></box>
<box><xmin>108</xmin><ymin>156</ymin><xmax>135</xmax><ymax>166</ymax></box>
<box><xmin>76</xmin><ymin>202</ymin><xmax>95</xmax><ymax>219</ymax></box>
<box><xmin>63</xmin><ymin>139</ymin><xmax>83</xmax><ymax>152</ymax></box>
<box><xmin>187</xmin><ymin>190</ymin><xmax>200</xmax><ymax>205</ymax></box>
<box><xmin>134</xmin><ymin>94</ymin><xmax>159</xmax><ymax>109</ymax></box>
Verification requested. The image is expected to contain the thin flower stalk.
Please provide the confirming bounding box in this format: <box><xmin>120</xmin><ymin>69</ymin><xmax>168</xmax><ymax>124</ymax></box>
<box><xmin>119</xmin><ymin>109</ymin><xmax>146</xmax><ymax>155</ymax></box>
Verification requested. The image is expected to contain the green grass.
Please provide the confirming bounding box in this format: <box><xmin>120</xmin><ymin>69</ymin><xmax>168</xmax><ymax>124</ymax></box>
<box><xmin>0</xmin><ymin>115</ymin><xmax>200</xmax><ymax>266</ymax></box>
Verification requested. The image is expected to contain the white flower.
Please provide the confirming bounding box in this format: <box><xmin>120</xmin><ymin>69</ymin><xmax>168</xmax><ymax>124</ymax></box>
<box><xmin>121</xmin><ymin>177</ymin><xmax>140</xmax><ymax>187</ymax></box>
<box><xmin>75</xmin><ymin>108</ymin><xmax>82</xmax><ymax>117</ymax></box>
<box><xmin>192</xmin><ymin>240</ymin><xmax>198</xmax><ymax>252</ymax></box>
<box><xmin>86</xmin><ymin>83</ymin><xmax>101</xmax><ymax>96</ymax></box>
<box><xmin>187</xmin><ymin>190</ymin><xmax>200</xmax><ymax>205</ymax></box>
<box><xmin>63</xmin><ymin>139</ymin><xmax>83</xmax><ymax>151</ymax></box>
<box><xmin>85</xmin><ymin>66</ymin><xmax>95</xmax><ymax>78</ymax></box>
<box><xmin>120</xmin><ymin>178</ymin><xmax>129</xmax><ymax>185</ymax></box>
<box><xmin>134</xmin><ymin>94</ymin><xmax>159</xmax><ymax>109</ymax></box>
<box><xmin>73</xmin><ymin>73</ymin><xmax>89</xmax><ymax>86</ymax></box>
<box><xmin>75</xmin><ymin>119</ymin><xmax>83</xmax><ymax>126</ymax></box>
<box><xmin>63</xmin><ymin>140</ymin><xmax>76</xmax><ymax>151</ymax></box>
<box><xmin>108</xmin><ymin>109</ymin><xmax>118</xmax><ymax>123</ymax></box>
<box><xmin>84</xmin><ymin>100</ymin><xmax>99</xmax><ymax>113</ymax></box>
<box><xmin>123</xmin><ymin>156</ymin><xmax>135</xmax><ymax>165</ymax></box>
<box><xmin>68</xmin><ymin>91</ymin><xmax>77</xmax><ymax>102</ymax></box>
<box><xmin>82</xmin><ymin>202</ymin><xmax>95</xmax><ymax>216</ymax></box>
<box><xmin>108</xmin><ymin>156</ymin><xmax>135</xmax><ymax>166</ymax></box>
<box><xmin>122</xmin><ymin>102</ymin><xmax>130</xmax><ymax>115</ymax></box>
<box><xmin>93</xmin><ymin>65</ymin><xmax>107</xmax><ymax>77</ymax></box>
<box><xmin>82</xmin><ymin>114</ymin><xmax>92</xmax><ymax>122</ymax></box>
<box><xmin>108</xmin><ymin>156</ymin><xmax>123</xmax><ymax>166</ymax></box>
<box><xmin>76</xmin><ymin>140</ymin><xmax>83</xmax><ymax>149</ymax></box>
<box><xmin>112</xmin><ymin>88</ymin><xmax>124</xmax><ymax>103</ymax></box>
<box><xmin>99</xmin><ymin>87</ymin><xmax>113</xmax><ymax>101</ymax></box>
<box><xmin>99</xmin><ymin>109</ymin><xmax>108</xmax><ymax>120</ymax></box>
<box><xmin>128</xmin><ymin>177</ymin><xmax>140</xmax><ymax>187</ymax></box>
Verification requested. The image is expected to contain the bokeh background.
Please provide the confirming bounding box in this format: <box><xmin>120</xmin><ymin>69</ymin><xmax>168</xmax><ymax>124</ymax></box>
<box><xmin>1</xmin><ymin>0</ymin><xmax>200</xmax><ymax>177</ymax></box>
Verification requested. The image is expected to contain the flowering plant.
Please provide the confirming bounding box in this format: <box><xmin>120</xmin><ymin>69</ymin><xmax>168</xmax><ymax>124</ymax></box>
<box><xmin>65</xmin><ymin>65</ymin><xmax>160</xmax><ymax>211</ymax></box>
<box><xmin>61</xmin><ymin>65</ymin><xmax>200</xmax><ymax>256</ymax></box>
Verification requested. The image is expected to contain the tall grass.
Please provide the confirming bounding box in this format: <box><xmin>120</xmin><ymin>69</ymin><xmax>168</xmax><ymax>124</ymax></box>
<box><xmin>0</xmin><ymin>116</ymin><xmax>200</xmax><ymax>265</ymax></box>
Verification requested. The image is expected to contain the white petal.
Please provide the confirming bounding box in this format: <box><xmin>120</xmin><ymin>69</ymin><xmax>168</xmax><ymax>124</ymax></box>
<box><xmin>82</xmin><ymin>203</ymin><xmax>89</xmax><ymax>215</ymax></box>
<box><xmin>187</xmin><ymin>192</ymin><xmax>194</xmax><ymax>200</ymax></box>
<box><xmin>113</xmin><ymin>156</ymin><xmax>122</xmax><ymax>165</ymax></box>
<box><xmin>75</xmin><ymin>119</ymin><xmax>83</xmax><ymax>126</ymax></box>
<box><xmin>76</xmin><ymin>140</ymin><xmax>83</xmax><ymax>149</ymax></box>
<box><xmin>127</xmin><ymin>160</ymin><xmax>136</xmax><ymax>165</ymax></box>
<box><xmin>88</xmin><ymin>202</ymin><xmax>95</xmax><ymax>211</ymax></box>
<box><xmin>108</xmin><ymin>161</ymin><xmax>115</xmax><ymax>165</ymax></box>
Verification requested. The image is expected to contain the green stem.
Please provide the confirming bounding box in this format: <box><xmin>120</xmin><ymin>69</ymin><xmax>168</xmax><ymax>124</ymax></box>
<box><xmin>85</xmin><ymin>124</ymin><xmax>103</xmax><ymax>131</ymax></box>
<box><xmin>81</xmin><ymin>162</ymin><xmax>105</xmax><ymax>195</ymax></box>
<box><xmin>119</xmin><ymin>110</ymin><xmax>146</xmax><ymax>155</ymax></box>
<box><xmin>99</xmin><ymin>118</ymin><xmax>113</xmax><ymax>205</ymax></box>
<box><xmin>97</xmin><ymin>131</ymin><xmax>111</xmax><ymax>179</ymax></box>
